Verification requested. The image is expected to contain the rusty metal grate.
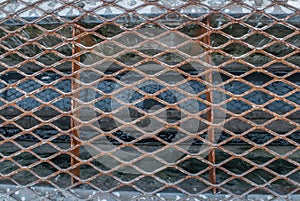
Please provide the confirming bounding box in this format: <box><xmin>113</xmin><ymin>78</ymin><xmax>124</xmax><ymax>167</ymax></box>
<box><xmin>0</xmin><ymin>0</ymin><xmax>299</xmax><ymax>200</ymax></box>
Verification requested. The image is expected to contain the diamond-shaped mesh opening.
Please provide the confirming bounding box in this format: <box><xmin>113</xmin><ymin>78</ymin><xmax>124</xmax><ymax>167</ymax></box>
<box><xmin>244</xmin><ymin>33</ymin><xmax>272</xmax><ymax>48</ymax></box>
<box><xmin>134</xmin><ymin>176</ymin><xmax>164</xmax><ymax>192</ymax></box>
<box><xmin>178</xmin><ymin>158</ymin><xmax>208</xmax><ymax>174</ymax></box>
<box><xmin>0</xmin><ymin>0</ymin><xmax>299</xmax><ymax>200</ymax></box>
<box><xmin>266</xmin><ymin>119</ymin><xmax>296</xmax><ymax>134</ymax></box>
<box><xmin>79</xmin><ymin>53</ymin><xmax>103</xmax><ymax>66</ymax></box>
<box><xmin>157</xmin><ymin>13</ymin><xmax>188</xmax><ymax>28</ymax></box>
<box><xmin>267</xmin><ymin>159</ymin><xmax>297</xmax><ymax>175</ymax></box>
<box><xmin>244</xmin><ymin>110</ymin><xmax>274</xmax><ymax>125</ymax></box>
<box><xmin>266</xmin><ymin>62</ymin><xmax>295</xmax><ymax>76</ymax></box>
<box><xmin>79</xmin><ymin>164</ymin><xmax>99</xmax><ymax>180</ymax></box>
<box><xmin>287</xmin><ymin>34</ymin><xmax>300</xmax><ymax>48</ymax></box>
<box><xmin>0</xmin><ymin>106</ymin><xmax>22</xmax><ymax>120</ymax></box>
<box><xmin>156</xmin><ymin>167</ymin><xmax>186</xmax><ymax>183</ymax></box>
<box><xmin>287</xmin><ymin>72</ymin><xmax>300</xmax><ymax>85</ymax></box>
<box><xmin>223</xmin><ymin>179</ymin><xmax>253</xmax><ymax>195</ymax></box>
<box><xmin>156</xmin><ymin>89</ymin><xmax>185</xmax><ymax>104</ymax></box>
<box><xmin>222</xmin><ymin>43</ymin><xmax>252</xmax><ymax>57</ymax></box>
<box><xmin>38</xmin><ymin>35</ymin><xmax>63</xmax><ymax>48</ymax></box>
<box><xmin>266</xmin><ymin>24</ymin><xmax>294</xmax><ymax>38</ymax></box>
<box><xmin>244</xmin><ymin>130</ymin><xmax>275</xmax><ymax>145</ymax></box>
<box><xmin>243</xmin><ymin>52</ymin><xmax>272</xmax><ymax>66</ymax></box>
<box><xmin>96</xmin><ymin>24</ymin><xmax>123</xmax><ymax>38</ymax></box>
<box><xmin>31</xmin><ymin>162</ymin><xmax>58</xmax><ymax>177</ymax></box>
<box><xmin>287</xmin><ymin>53</ymin><xmax>300</xmax><ymax>66</ymax></box>
<box><xmin>245</xmin><ymin>149</ymin><xmax>274</xmax><ymax>165</ymax></box>
<box><xmin>264</xmin><ymin>43</ymin><xmax>294</xmax><ymax>57</ymax></box>
<box><xmin>180</xmin><ymin>5</ymin><xmax>208</xmax><ymax>19</ymax></box>
<box><xmin>1</xmin><ymin>54</ymin><xmax>25</xmax><ymax>66</ymax></box>
<box><xmin>17</xmin><ymin>97</ymin><xmax>41</xmax><ymax>111</ymax></box>
<box><xmin>13</xmin><ymin>152</ymin><xmax>39</xmax><ymax>167</ymax></box>
<box><xmin>244</xmin><ymin>90</ymin><xmax>273</xmax><ymax>104</ymax></box>
<box><xmin>267</xmin><ymin>139</ymin><xmax>296</xmax><ymax>155</ymax></box>
<box><xmin>158</xmin><ymin>52</ymin><xmax>185</xmax><ymax>66</ymax></box>
<box><xmin>211</xmin><ymin>52</ymin><xmax>230</xmax><ymax>65</ymax></box>
<box><xmin>32</xmin><ymin>143</ymin><xmax>58</xmax><ymax>158</ymax></box>
<box><xmin>0</xmin><ymin>72</ymin><xmax>24</xmax><ymax>84</ymax></box>
<box><xmin>91</xmin><ymin>174</ymin><xmax>120</xmax><ymax>191</ymax></box>
<box><xmin>79</xmin><ymin>34</ymin><xmax>103</xmax><ymax>47</ymax></box>
<box><xmin>117</xmin><ymin>14</ymin><xmax>146</xmax><ymax>29</ymax></box>
<box><xmin>224</xmin><ymin>81</ymin><xmax>251</xmax><ymax>95</ymax></box>
<box><xmin>134</xmin><ymin>138</ymin><xmax>165</xmax><ymax>152</ymax></box>
<box><xmin>178</xmin><ymin>42</ymin><xmax>205</xmax><ymax>56</ymax></box>
<box><xmin>266</xmin><ymin>5</ymin><xmax>295</xmax><ymax>19</ymax></box>
<box><xmin>208</xmin><ymin>13</ymin><xmax>231</xmax><ymax>28</ymax></box>
<box><xmin>0</xmin><ymin>160</ymin><xmax>19</xmax><ymax>175</ymax></box>
<box><xmin>134</xmin><ymin>157</ymin><xmax>164</xmax><ymax>173</ymax></box>
<box><xmin>33</xmin><ymin>125</ymin><xmax>60</xmax><ymax>140</ymax></box>
<box><xmin>117</xmin><ymin>52</ymin><xmax>144</xmax><ymax>65</ymax></box>
<box><xmin>270</xmin><ymin>179</ymin><xmax>299</xmax><ymax>195</ymax></box>
<box><xmin>35</xmin><ymin>70</ymin><xmax>62</xmax><ymax>84</ymax></box>
<box><xmin>19</xmin><ymin>44</ymin><xmax>43</xmax><ymax>57</ymax></box>
<box><xmin>265</xmin><ymin>81</ymin><xmax>294</xmax><ymax>96</ymax></box>
<box><xmin>222</xmin><ymin>24</ymin><xmax>250</xmax><ymax>38</ymax></box>
<box><xmin>180</xmin><ymin>23</ymin><xmax>208</xmax><ymax>38</ymax></box>
<box><xmin>19</xmin><ymin>26</ymin><xmax>44</xmax><ymax>40</ymax></box>
<box><xmin>12</xmin><ymin>171</ymin><xmax>38</xmax><ymax>186</ymax></box>
<box><xmin>266</xmin><ymin>100</ymin><xmax>295</xmax><ymax>115</ymax></box>
<box><xmin>116</xmin><ymin>33</ymin><xmax>144</xmax><ymax>47</ymax></box>
<box><xmin>226</xmin><ymin>100</ymin><xmax>252</xmax><ymax>114</ymax></box>
<box><xmin>244</xmin><ymin>72</ymin><xmax>272</xmax><ymax>86</ymax></box>
<box><xmin>287</xmin><ymin>14</ymin><xmax>300</xmax><ymax>28</ymax></box>
<box><xmin>157</xmin><ymin>127</ymin><xmax>185</xmax><ymax>143</ymax></box>
<box><xmin>178</xmin><ymin>178</ymin><xmax>208</xmax><ymax>194</ymax></box>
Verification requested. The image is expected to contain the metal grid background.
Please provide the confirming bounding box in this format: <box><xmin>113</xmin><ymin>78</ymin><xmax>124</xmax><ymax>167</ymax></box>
<box><xmin>0</xmin><ymin>0</ymin><xmax>299</xmax><ymax>200</ymax></box>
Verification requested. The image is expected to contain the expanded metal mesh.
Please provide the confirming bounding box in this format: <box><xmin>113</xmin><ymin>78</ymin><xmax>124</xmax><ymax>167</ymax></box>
<box><xmin>0</xmin><ymin>0</ymin><xmax>299</xmax><ymax>200</ymax></box>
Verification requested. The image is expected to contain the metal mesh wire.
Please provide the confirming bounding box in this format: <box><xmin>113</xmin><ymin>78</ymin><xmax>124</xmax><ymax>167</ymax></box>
<box><xmin>0</xmin><ymin>0</ymin><xmax>299</xmax><ymax>200</ymax></box>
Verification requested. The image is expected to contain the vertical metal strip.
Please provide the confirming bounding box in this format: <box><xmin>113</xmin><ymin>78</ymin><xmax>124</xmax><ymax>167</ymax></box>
<box><xmin>71</xmin><ymin>25</ymin><xmax>81</xmax><ymax>183</ymax></box>
<box><xmin>202</xmin><ymin>17</ymin><xmax>217</xmax><ymax>193</ymax></box>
